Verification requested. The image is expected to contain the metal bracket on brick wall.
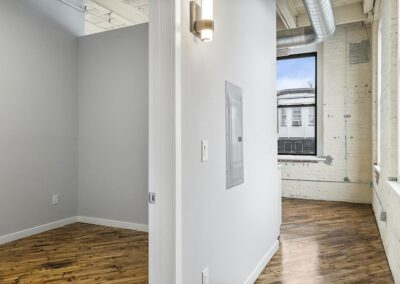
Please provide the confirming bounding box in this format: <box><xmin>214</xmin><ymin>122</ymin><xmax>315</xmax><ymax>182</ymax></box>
<box><xmin>321</xmin><ymin>155</ymin><xmax>333</xmax><ymax>165</ymax></box>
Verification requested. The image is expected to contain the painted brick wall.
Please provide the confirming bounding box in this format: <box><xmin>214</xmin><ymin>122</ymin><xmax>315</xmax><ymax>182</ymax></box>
<box><xmin>280</xmin><ymin>22</ymin><xmax>372</xmax><ymax>204</ymax></box>
<box><xmin>371</xmin><ymin>0</ymin><xmax>400</xmax><ymax>282</ymax></box>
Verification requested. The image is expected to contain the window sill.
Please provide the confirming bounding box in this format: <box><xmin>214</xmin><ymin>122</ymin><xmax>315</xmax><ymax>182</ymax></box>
<box><xmin>278</xmin><ymin>155</ymin><xmax>326</xmax><ymax>163</ymax></box>
<box><xmin>387</xmin><ymin>181</ymin><xmax>400</xmax><ymax>197</ymax></box>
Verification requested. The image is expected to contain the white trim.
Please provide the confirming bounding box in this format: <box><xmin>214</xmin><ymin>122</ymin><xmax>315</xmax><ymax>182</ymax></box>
<box><xmin>149</xmin><ymin>0</ymin><xmax>179</xmax><ymax>282</ymax></box>
<box><xmin>278</xmin><ymin>155</ymin><xmax>326</xmax><ymax>162</ymax></box>
<box><xmin>397</xmin><ymin>0</ymin><xmax>400</xmax><ymax>182</ymax></box>
<box><xmin>0</xmin><ymin>216</ymin><xmax>149</xmax><ymax>246</ymax></box>
<box><xmin>388</xmin><ymin>181</ymin><xmax>400</xmax><ymax>197</ymax></box>
<box><xmin>174</xmin><ymin>0</ymin><xmax>182</xmax><ymax>281</ymax></box>
<box><xmin>377</xmin><ymin>18</ymin><xmax>383</xmax><ymax>167</ymax></box>
<box><xmin>77</xmin><ymin>216</ymin><xmax>148</xmax><ymax>232</ymax></box>
<box><xmin>244</xmin><ymin>240</ymin><xmax>280</xmax><ymax>284</ymax></box>
<box><xmin>0</xmin><ymin>217</ymin><xmax>77</xmax><ymax>245</ymax></box>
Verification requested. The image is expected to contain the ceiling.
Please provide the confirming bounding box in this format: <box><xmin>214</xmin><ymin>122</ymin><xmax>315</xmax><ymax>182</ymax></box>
<box><xmin>292</xmin><ymin>0</ymin><xmax>362</xmax><ymax>14</ymax></box>
<box><xmin>85</xmin><ymin>0</ymin><xmax>149</xmax><ymax>35</ymax></box>
<box><xmin>277</xmin><ymin>0</ymin><xmax>373</xmax><ymax>31</ymax></box>
<box><xmin>83</xmin><ymin>0</ymin><xmax>369</xmax><ymax>35</ymax></box>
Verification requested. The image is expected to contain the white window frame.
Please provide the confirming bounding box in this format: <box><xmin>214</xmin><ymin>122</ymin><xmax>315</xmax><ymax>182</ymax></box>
<box><xmin>377</xmin><ymin>19</ymin><xmax>382</xmax><ymax>169</ymax></box>
<box><xmin>397</xmin><ymin>1</ymin><xmax>400</xmax><ymax>182</ymax></box>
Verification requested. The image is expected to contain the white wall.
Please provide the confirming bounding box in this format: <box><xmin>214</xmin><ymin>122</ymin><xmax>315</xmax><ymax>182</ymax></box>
<box><xmin>280</xmin><ymin>23</ymin><xmax>373</xmax><ymax>204</ymax></box>
<box><xmin>371</xmin><ymin>0</ymin><xmax>400</xmax><ymax>282</ymax></box>
<box><xmin>148</xmin><ymin>0</ymin><xmax>177</xmax><ymax>281</ymax></box>
<box><xmin>78</xmin><ymin>25</ymin><xmax>149</xmax><ymax>226</ymax></box>
<box><xmin>0</xmin><ymin>0</ymin><xmax>83</xmax><ymax>236</ymax></box>
<box><xmin>180</xmin><ymin>0</ymin><xmax>280</xmax><ymax>283</ymax></box>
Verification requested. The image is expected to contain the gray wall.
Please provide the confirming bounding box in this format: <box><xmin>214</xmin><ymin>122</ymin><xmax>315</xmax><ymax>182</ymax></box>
<box><xmin>0</xmin><ymin>0</ymin><xmax>83</xmax><ymax>236</ymax></box>
<box><xmin>78</xmin><ymin>25</ymin><xmax>149</xmax><ymax>225</ymax></box>
<box><xmin>180</xmin><ymin>0</ymin><xmax>280</xmax><ymax>282</ymax></box>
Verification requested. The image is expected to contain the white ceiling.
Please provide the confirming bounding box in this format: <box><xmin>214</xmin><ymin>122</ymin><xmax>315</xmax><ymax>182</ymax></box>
<box><xmin>84</xmin><ymin>0</ymin><xmax>367</xmax><ymax>35</ymax></box>
<box><xmin>85</xmin><ymin>0</ymin><xmax>149</xmax><ymax>35</ymax></box>
<box><xmin>292</xmin><ymin>0</ymin><xmax>363</xmax><ymax>14</ymax></box>
<box><xmin>277</xmin><ymin>0</ymin><xmax>371</xmax><ymax>31</ymax></box>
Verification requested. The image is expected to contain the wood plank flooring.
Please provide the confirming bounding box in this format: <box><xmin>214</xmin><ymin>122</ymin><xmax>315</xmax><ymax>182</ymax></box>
<box><xmin>0</xmin><ymin>223</ymin><xmax>148</xmax><ymax>283</ymax></box>
<box><xmin>256</xmin><ymin>198</ymin><xmax>393</xmax><ymax>284</ymax></box>
<box><xmin>0</xmin><ymin>199</ymin><xmax>393</xmax><ymax>283</ymax></box>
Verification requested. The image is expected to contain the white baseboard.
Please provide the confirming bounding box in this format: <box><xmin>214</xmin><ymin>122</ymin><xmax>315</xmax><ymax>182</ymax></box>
<box><xmin>0</xmin><ymin>217</ymin><xmax>77</xmax><ymax>245</ymax></box>
<box><xmin>244</xmin><ymin>240</ymin><xmax>279</xmax><ymax>284</ymax></box>
<box><xmin>76</xmin><ymin>216</ymin><xmax>148</xmax><ymax>232</ymax></box>
<box><xmin>0</xmin><ymin>216</ymin><xmax>148</xmax><ymax>246</ymax></box>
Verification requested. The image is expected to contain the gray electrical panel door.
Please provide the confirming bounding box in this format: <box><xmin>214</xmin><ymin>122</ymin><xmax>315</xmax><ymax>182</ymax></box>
<box><xmin>225</xmin><ymin>81</ymin><xmax>244</xmax><ymax>189</ymax></box>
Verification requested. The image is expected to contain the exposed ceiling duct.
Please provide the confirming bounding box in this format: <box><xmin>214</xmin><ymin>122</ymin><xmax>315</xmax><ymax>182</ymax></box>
<box><xmin>277</xmin><ymin>0</ymin><xmax>336</xmax><ymax>49</ymax></box>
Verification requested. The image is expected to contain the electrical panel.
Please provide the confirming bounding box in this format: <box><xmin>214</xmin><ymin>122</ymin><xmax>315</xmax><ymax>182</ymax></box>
<box><xmin>225</xmin><ymin>81</ymin><xmax>244</xmax><ymax>189</ymax></box>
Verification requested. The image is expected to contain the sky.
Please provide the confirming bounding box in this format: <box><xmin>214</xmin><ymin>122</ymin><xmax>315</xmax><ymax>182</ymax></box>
<box><xmin>277</xmin><ymin>56</ymin><xmax>315</xmax><ymax>91</ymax></box>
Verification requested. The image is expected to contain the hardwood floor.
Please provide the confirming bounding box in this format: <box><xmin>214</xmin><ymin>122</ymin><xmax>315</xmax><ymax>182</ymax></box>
<box><xmin>0</xmin><ymin>223</ymin><xmax>148</xmax><ymax>283</ymax></box>
<box><xmin>0</xmin><ymin>200</ymin><xmax>393</xmax><ymax>283</ymax></box>
<box><xmin>256</xmin><ymin>198</ymin><xmax>393</xmax><ymax>284</ymax></box>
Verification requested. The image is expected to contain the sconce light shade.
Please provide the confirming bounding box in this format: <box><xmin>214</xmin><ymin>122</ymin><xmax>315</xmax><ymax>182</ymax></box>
<box><xmin>190</xmin><ymin>0</ymin><xmax>214</xmax><ymax>42</ymax></box>
<box><xmin>200</xmin><ymin>0</ymin><xmax>213</xmax><ymax>41</ymax></box>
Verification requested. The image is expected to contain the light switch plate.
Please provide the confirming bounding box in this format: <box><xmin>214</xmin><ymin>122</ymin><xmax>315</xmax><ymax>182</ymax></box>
<box><xmin>202</xmin><ymin>267</ymin><xmax>209</xmax><ymax>284</ymax></box>
<box><xmin>201</xmin><ymin>140</ymin><xmax>209</xmax><ymax>162</ymax></box>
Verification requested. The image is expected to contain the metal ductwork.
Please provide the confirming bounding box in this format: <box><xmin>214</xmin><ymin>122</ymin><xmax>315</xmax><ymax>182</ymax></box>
<box><xmin>277</xmin><ymin>0</ymin><xmax>336</xmax><ymax>49</ymax></box>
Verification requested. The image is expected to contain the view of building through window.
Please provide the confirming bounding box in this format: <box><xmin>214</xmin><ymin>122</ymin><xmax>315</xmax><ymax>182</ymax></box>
<box><xmin>277</xmin><ymin>54</ymin><xmax>316</xmax><ymax>155</ymax></box>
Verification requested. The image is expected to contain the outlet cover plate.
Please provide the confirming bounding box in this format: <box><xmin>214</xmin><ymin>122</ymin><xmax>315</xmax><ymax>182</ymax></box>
<box><xmin>52</xmin><ymin>194</ymin><xmax>59</xmax><ymax>205</ymax></box>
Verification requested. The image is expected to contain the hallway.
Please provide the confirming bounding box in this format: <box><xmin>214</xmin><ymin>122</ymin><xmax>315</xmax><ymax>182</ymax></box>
<box><xmin>256</xmin><ymin>198</ymin><xmax>393</xmax><ymax>283</ymax></box>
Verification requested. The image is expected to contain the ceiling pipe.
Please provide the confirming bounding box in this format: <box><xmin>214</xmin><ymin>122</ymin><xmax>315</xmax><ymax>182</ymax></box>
<box><xmin>277</xmin><ymin>0</ymin><xmax>336</xmax><ymax>49</ymax></box>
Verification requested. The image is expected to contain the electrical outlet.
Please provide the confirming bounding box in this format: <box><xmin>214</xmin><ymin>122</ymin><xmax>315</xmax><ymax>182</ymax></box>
<box><xmin>202</xmin><ymin>267</ymin><xmax>209</xmax><ymax>284</ymax></box>
<box><xmin>52</xmin><ymin>194</ymin><xmax>59</xmax><ymax>205</ymax></box>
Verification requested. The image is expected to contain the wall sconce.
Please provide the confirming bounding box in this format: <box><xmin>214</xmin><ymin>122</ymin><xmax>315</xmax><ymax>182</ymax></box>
<box><xmin>190</xmin><ymin>0</ymin><xmax>214</xmax><ymax>42</ymax></box>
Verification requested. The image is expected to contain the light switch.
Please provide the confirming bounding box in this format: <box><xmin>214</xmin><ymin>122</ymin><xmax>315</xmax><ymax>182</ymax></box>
<box><xmin>202</xmin><ymin>267</ymin><xmax>209</xmax><ymax>284</ymax></box>
<box><xmin>201</xmin><ymin>140</ymin><xmax>209</xmax><ymax>162</ymax></box>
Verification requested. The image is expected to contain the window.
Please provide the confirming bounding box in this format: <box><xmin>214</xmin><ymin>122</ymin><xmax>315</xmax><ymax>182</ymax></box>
<box><xmin>292</xmin><ymin>108</ymin><xmax>302</xmax><ymax>126</ymax></box>
<box><xmin>277</xmin><ymin>53</ymin><xmax>317</xmax><ymax>155</ymax></box>
<box><xmin>280</xmin><ymin>108</ymin><xmax>287</xmax><ymax>126</ymax></box>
